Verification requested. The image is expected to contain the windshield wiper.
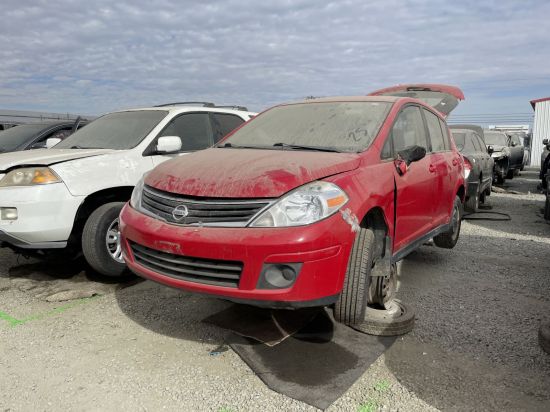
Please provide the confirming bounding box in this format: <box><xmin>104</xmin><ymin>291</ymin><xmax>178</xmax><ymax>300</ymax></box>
<box><xmin>272</xmin><ymin>143</ymin><xmax>342</xmax><ymax>153</ymax></box>
<box><xmin>218</xmin><ymin>143</ymin><xmax>264</xmax><ymax>149</ymax></box>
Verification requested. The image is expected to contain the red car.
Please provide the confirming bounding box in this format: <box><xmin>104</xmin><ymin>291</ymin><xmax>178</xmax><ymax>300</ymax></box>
<box><xmin>120</xmin><ymin>84</ymin><xmax>465</xmax><ymax>325</ymax></box>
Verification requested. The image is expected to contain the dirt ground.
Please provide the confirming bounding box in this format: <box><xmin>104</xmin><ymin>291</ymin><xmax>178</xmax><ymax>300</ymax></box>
<box><xmin>1</xmin><ymin>169</ymin><xmax>549</xmax><ymax>412</ymax></box>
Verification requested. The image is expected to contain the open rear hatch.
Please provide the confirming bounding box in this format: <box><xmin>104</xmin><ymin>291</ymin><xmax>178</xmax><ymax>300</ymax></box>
<box><xmin>368</xmin><ymin>84</ymin><xmax>464</xmax><ymax>118</ymax></box>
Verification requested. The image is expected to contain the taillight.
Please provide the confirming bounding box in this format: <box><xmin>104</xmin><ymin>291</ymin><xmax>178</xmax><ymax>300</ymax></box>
<box><xmin>463</xmin><ymin>157</ymin><xmax>472</xmax><ymax>179</ymax></box>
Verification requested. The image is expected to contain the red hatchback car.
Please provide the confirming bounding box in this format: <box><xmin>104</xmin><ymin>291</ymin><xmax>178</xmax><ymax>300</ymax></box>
<box><xmin>120</xmin><ymin>84</ymin><xmax>465</xmax><ymax>325</ymax></box>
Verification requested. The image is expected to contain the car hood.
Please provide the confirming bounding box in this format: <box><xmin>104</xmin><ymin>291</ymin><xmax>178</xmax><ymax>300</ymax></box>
<box><xmin>146</xmin><ymin>148</ymin><xmax>361</xmax><ymax>198</ymax></box>
<box><xmin>0</xmin><ymin>148</ymin><xmax>116</xmax><ymax>171</ymax></box>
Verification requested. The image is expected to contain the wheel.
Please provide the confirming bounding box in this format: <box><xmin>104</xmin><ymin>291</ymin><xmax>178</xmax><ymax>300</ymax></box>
<box><xmin>334</xmin><ymin>228</ymin><xmax>376</xmax><ymax>326</ymax></box>
<box><xmin>545</xmin><ymin>191</ymin><xmax>550</xmax><ymax>221</ymax></box>
<box><xmin>367</xmin><ymin>263</ymin><xmax>397</xmax><ymax>307</ymax></box>
<box><xmin>351</xmin><ymin>300</ymin><xmax>415</xmax><ymax>336</ymax></box>
<box><xmin>464</xmin><ymin>185</ymin><xmax>479</xmax><ymax>213</ymax></box>
<box><xmin>506</xmin><ymin>169</ymin><xmax>514</xmax><ymax>179</ymax></box>
<box><xmin>433</xmin><ymin>196</ymin><xmax>462</xmax><ymax>249</ymax></box>
<box><xmin>496</xmin><ymin>173</ymin><xmax>505</xmax><ymax>184</ymax></box>
<box><xmin>82</xmin><ymin>202</ymin><xmax>127</xmax><ymax>277</ymax></box>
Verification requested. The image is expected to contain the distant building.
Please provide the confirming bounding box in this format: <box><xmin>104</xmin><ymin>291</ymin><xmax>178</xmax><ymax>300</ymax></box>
<box><xmin>0</xmin><ymin>109</ymin><xmax>94</xmax><ymax>130</ymax></box>
<box><xmin>530</xmin><ymin>97</ymin><xmax>550</xmax><ymax>167</ymax></box>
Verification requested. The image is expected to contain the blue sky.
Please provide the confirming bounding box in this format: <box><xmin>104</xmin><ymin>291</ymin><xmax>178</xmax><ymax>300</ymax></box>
<box><xmin>1</xmin><ymin>0</ymin><xmax>549</xmax><ymax>125</ymax></box>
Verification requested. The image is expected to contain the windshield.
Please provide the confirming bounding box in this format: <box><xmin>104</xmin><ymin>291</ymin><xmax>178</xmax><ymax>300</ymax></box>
<box><xmin>56</xmin><ymin>110</ymin><xmax>167</xmax><ymax>150</ymax></box>
<box><xmin>451</xmin><ymin>131</ymin><xmax>476</xmax><ymax>153</ymax></box>
<box><xmin>0</xmin><ymin>124</ymin><xmax>46</xmax><ymax>152</ymax></box>
<box><xmin>484</xmin><ymin>132</ymin><xmax>508</xmax><ymax>146</ymax></box>
<box><xmin>220</xmin><ymin>101</ymin><xmax>392</xmax><ymax>152</ymax></box>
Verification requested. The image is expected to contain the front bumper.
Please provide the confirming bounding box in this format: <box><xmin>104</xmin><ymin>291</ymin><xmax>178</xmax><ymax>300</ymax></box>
<box><xmin>0</xmin><ymin>184</ymin><xmax>84</xmax><ymax>247</ymax></box>
<box><xmin>120</xmin><ymin>203</ymin><xmax>356</xmax><ymax>307</ymax></box>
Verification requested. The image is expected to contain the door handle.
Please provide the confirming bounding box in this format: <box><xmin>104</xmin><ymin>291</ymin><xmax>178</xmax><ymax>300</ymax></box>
<box><xmin>429</xmin><ymin>164</ymin><xmax>436</xmax><ymax>173</ymax></box>
<box><xmin>452</xmin><ymin>158</ymin><xmax>459</xmax><ymax>166</ymax></box>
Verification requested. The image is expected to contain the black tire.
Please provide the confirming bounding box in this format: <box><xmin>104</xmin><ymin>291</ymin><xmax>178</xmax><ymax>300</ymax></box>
<box><xmin>82</xmin><ymin>202</ymin><xmax>127</xmax><ymax>277</ymax></box>
<box><xmin>334</xmin><ymin>228</ymin><xmax>376</xmax><ymax>326</ymax></box>
<box><xmin>351</xmin><ymin>300</ymin><xmax>415</xmax><ymax>336</ymax></box>
<box><xmin>433</xmin><ymin>196</ymin><xmax>462</xmax><ymax>249</ymax></box>
<box><xmin>464</xmin><ymin>186</ymin><xmax>479</xmax><ymax>213</ymax></box>
<box><xmin>506</xmin><ymin>169</ymin><xmax>515</xmax><ymax>179</ymax></box>
<box><xmin>496</xmin><ymin>173</ymin><xmax>505</xmax><ymax>184</ymax></box>
<box><xmin>544</xmin><ymin>192</ymin><xmax>550</xmax><ymax>221</ymax></box>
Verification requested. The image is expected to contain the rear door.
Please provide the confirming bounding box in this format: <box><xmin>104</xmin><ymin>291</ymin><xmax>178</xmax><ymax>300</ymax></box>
<box><xmin>422</xmin><ymin>108</ymin><xmax>455</xmax><ymax>225</ymax></box>
<box><xmin>382</xmin><ymin>105</ymin><xmax>435</xmax><ymax>252</ymax></box>
<box><xmin>368</xmin><ymin>84</ymin><xmax>464</xmax><ymax>118</ymax></box>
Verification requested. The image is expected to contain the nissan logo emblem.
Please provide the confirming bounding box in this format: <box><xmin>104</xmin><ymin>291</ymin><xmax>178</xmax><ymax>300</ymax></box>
<box><xmin>172</xmin><ymin>204</ymin><xmax>189</xmax><ymax>221</ymax></box>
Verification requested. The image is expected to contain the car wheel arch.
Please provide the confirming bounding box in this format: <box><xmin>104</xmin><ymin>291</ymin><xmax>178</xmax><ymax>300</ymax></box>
<box><xmin>360</xmin><ymin>207</ymin><xmax>390</xmax><ymax>259</ymax></box>
<box><xmin>67</xmin><ymin>186</ymin><xmax>135</xmax><ymax>248</ymax></box>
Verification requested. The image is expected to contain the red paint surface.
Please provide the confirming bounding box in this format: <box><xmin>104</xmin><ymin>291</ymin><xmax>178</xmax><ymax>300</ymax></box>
<box><xmin>146</xmin><ymin>148</ymin><xmax>361</xmax><ymax>198</ymax></box>
<box><xmin>368</xmin><ymin>83</ymin><xmax>465</xmax><ymax>100</ymax></box>
<box><xmin>121</xmin><ymin>96</ymin><xmax>465</xmax><ymax>306</ymax></box>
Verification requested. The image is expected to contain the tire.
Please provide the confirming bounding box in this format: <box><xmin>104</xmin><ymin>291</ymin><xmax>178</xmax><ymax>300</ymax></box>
<box><xmin>82</xmin><ymin>202</ymin><xmax>127</xmax><ymax>277</ymax></box>
<box><xmin>433</xmin><ymin>196</ymin><xmax>462</xmax><ymax>249</ymax></box>
<box><xmin>506</xmin><ymin>169</ymin><xmax>515</xmax><ymax>179</ymax></box>
<box><xmin>351</xmin><ymin>300</ymin><xmax>415</xmax><ymax>336</ymax></box>
<box><xmin>334</xmin><ymin>228</ymin><xmax>376</xmax><ymax>326</ymax></box>
<box><xmin>464</xmin><ymin>186</ymin><xmax>479</xmax><ymax>213</ymax></box>
<box><xmin>496</xmin><ymin>174</ymin><xmax>505</xmax><ymax>184</ymax></box>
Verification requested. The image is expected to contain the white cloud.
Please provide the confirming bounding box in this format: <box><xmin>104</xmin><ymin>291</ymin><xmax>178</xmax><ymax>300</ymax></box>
<box><xmin>0</xmin><ymin>0</ymin><xmax>549</xmax><ymax>118</ymax></box>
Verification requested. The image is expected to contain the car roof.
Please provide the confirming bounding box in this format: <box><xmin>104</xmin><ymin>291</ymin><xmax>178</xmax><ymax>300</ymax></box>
<box><xmin>116</xmin><ymin>105</ymin><xmax>255</xmax><ymax>117</ymax></box>
<box><xmin>292</xmin><ymin>96</ymin><xmax>401</xmax><ymax>104</ymax></box>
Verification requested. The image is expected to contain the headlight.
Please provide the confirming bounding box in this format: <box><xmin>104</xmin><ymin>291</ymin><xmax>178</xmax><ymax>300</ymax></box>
<box><xmin>130</xmin><ymin>176</ymin><xmax>145</xmax><ymax>209</ymax></box>
<box><xmin>250</xmin><ymin>181</ymin><xmax>348</xmax><ymax>227</ymax></box>
<box><xmin>0</xmin><ymin>167</ymin><xmax>61</xmax><ymax>187</ymax></box>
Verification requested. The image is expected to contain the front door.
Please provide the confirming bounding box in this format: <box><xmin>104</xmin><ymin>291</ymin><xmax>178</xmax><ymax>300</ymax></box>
<box><xmin>151</xmin><ymin>112</ymin><xmax>214</xmax><ymax>167</ymax></box>
<box><xmin>387</xmin><ymin>105</ymin><xmax>435</xmax><ymax>252</ymax></box>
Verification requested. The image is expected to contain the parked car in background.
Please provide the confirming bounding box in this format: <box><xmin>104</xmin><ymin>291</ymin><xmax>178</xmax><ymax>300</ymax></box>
<box><xmin>0</xmin><ymin>118</ymin><xmax>86</xmax><ymax>153</ymax></box>
<box><xmin>0</xmin><ymin>102</ymin><xmax>254</xmax><ymax>277</ymax></box>
<box><xmin>450</xmin><ymin>127</ymin><xmax>494</xmax><ymax>212</ymax></box>
<box><xmin>120</xmin><ymin>84</ymin><xmax>466</xmax><ymax>326</ymax></box>
<box><xmin>540</xmin><ymin>138</ymin><xmax>550</xmax><ymax>189</ymax></box>
<box><xmin>484</xmin><ymin>130</ymin><xmax>523</xmax><ymax>183</ymax></box>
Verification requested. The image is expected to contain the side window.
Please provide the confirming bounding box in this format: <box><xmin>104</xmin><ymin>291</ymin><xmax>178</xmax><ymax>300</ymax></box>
<box><xmin>390</xmin><ymin>106</ymin><xmax>428</xmax><ymax>154</ymax></box>
<box><xmin>438</xmin><ymin>118</ymin><xmax>451</xmax><ymax>150</ymax></box>
<box><xmin>424</xmin><ymin>110</ymin><xmax>446</xmax><ymax>152</ymax></box>
<box><xmin>31</xmin><ymin>127</ymin><xmax>72</xmax><ymax>148</ymax></box>
<box><xmin>380</xmin><ymin>136</ymin><xmax>393</xmax><ymax>159</ymax></box>
<box><xmin>472</xmin><ymin>134</ymin><xmax>483</xmax><ymax>152</ymax></box>
<box><xmin>476</xmin><ymin>135</ymin><xmax>487</xmax><ymax>152</ymax></box>
<box><xmin>211</xmin><ymin>113</ymin><xmax>245</xmax><ymax>143</ymax></box>
<box><xmin>160</xmin><ymin>113</ymin><xmax>212</xmax><ymax>151</ymax></box>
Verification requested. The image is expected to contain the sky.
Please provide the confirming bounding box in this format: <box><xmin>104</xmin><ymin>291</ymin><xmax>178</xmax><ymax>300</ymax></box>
<box><xmin>1</xmin><ymin>0</ymin><xmax>549</xmax><ymax>125</ymax></box>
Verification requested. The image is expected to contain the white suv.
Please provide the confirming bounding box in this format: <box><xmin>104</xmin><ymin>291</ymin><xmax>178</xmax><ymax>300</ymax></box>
<box><xmin>0</xmin><ymin>102</ymin><xmax>255</xmax><ymax>276</ymax></box>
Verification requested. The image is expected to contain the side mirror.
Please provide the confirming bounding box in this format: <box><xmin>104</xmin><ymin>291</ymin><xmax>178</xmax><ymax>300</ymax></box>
<box><xmin>543</xmin><ymin>139</ymin><xmax>549</xmax><ymax>145</ymax></box>
<box><xmin>395</xmin><ymin>145</ymin><xmax>426</xmax><ymax>175</ymax></box>
<box><xmin>487</xmin><ymin>145</ymin><xmax>494</xmax><ymax>155</ymax></box>
<box><xmin>156</xmin><ymin>136</ymin><xmax>182</xmax><ymax>154</ymax></box>
<box><xmin>46</xmin><ymin>138</ymin><xmax>62</xmax><ymax>148</ymax></box>
<box><xmin>511</xmin><ymin>141</ymin><xmax>517</xmax><ymax>147</ymax></box>
<box><xmin>398</xmin><ymin>145</ymin><xmax>426</xmax><ymax>165</ymax></box>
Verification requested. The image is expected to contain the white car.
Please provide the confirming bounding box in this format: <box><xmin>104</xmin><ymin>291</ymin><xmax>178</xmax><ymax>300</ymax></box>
<box><xmin>0</xmin><ymin>102</ymin><xmax>255</xmax><ymax>276</ymax></box>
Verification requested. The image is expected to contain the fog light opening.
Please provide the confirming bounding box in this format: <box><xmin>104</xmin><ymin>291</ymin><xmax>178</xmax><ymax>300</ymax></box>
<box><xmin>0</xmin><ymin>207</ymin><xmax>18</xmax><ymax>221</ymax></box>
<box><xmin>258</xmin><ymin>263</ymin><xmax>302</xmax><ymax>289</ymax></box>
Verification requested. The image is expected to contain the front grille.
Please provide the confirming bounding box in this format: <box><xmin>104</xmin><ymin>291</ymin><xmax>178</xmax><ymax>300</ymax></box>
<box><xmin>130</xmin><ymin>242</ymin><xmax>243</xmax><ymax>288</ymax></box>
<box><xmin>141</xmin><ymin>185</ymin><xmax>271</xmax><ymax>226</ymax></box>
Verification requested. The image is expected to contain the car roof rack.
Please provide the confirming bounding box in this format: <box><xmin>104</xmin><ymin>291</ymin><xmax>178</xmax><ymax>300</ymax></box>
<box><xmin>154</xmin><ymin>101</ymin><xmax>215</xmax><ymax>107</ymax></box>
<box><xmin>214</xmin><ymin>105</ymin><xmax>249</xmax><ymax>111</ymax></box>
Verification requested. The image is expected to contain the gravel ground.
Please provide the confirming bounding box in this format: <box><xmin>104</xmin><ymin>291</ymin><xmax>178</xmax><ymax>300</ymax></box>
<box><xmin>0</xmin><ymin>169</ymin><xmax>549</xmax><ymax>411</ymax></box>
